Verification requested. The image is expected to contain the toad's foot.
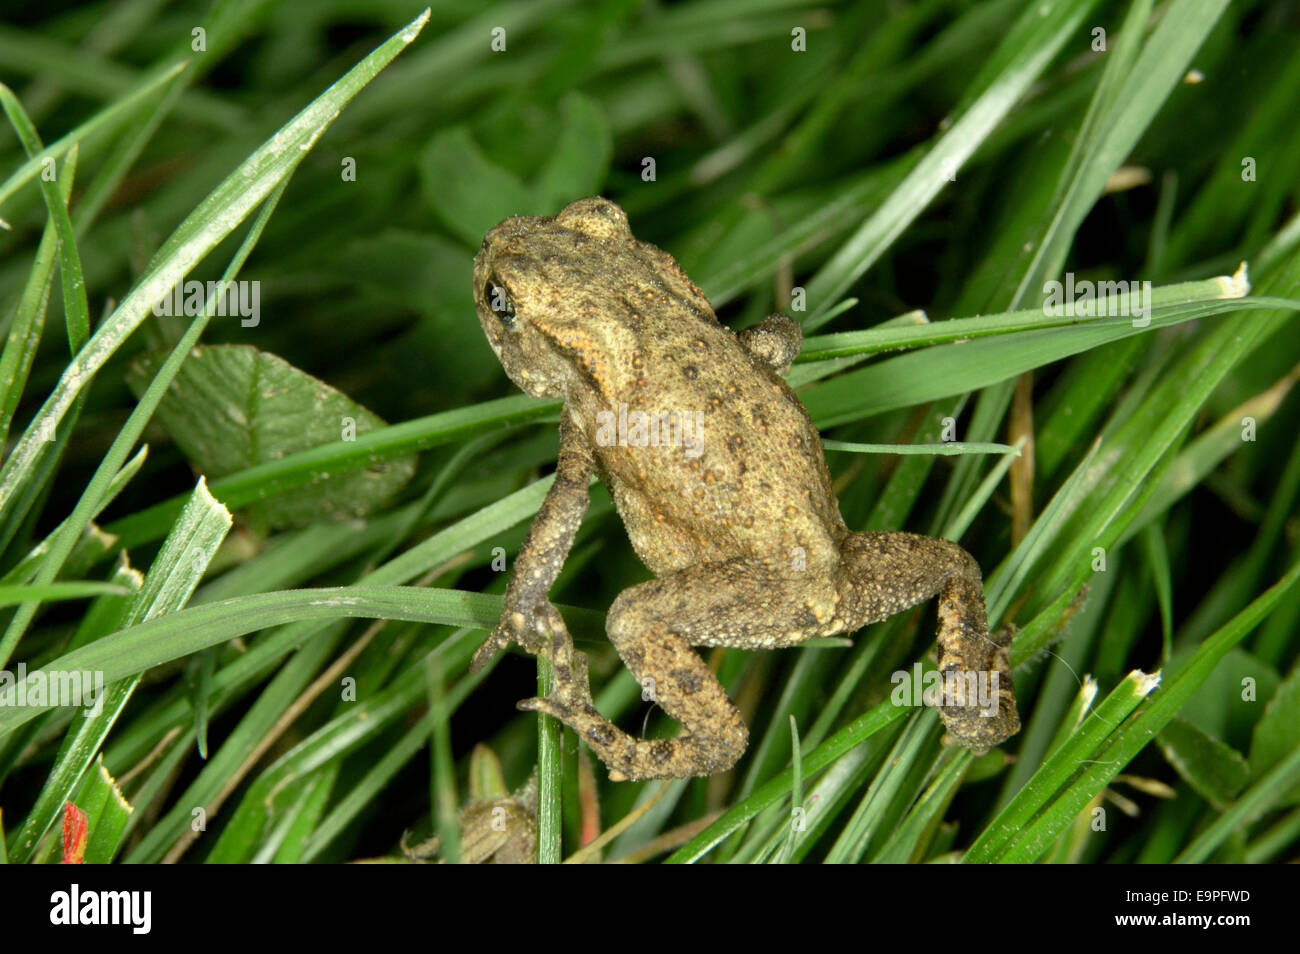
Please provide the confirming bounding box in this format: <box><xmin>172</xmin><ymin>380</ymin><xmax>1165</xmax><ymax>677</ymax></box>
<box><xmin>518</xmin><ymin>694</ymin><xmax>743</xmax><ymax>782</ymax></box>
<box><xmin>936</xmin><ymin>621</ymin><xmax>1020</xmax><ymax>755</ymax></box>
<box><xmin>518</xmin><ymin>639</ymin><xmax>743</xmax><ymax>782</ymax></box>
<box><xmin>471</xmin><ymin>599</ymin><xmax>575</xmax><ymax>673</ymax></box>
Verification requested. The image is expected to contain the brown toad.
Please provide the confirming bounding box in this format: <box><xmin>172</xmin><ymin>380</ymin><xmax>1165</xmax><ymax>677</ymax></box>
<box><xmin>470</xmin><ymin>196</ymin><xmax>1019</xmax><ymax>781</ymax></box>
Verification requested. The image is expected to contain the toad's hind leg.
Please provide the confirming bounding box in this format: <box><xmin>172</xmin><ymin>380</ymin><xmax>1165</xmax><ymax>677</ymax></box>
<box><xmin>520</xmin><ymin>561</ymin><xmax>842</xmax><ymax>781</ymax></box>
<box><xmin>836</xmin><ymin>531</ymin><xmax>1020</xmax><ymax>752</ymax></box>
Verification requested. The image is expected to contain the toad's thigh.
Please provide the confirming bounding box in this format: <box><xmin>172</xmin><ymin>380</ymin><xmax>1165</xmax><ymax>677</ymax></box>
<box><xmin>608</xmin><ymin>560</ymin><xmax>844</xmax><ymax>651</ymax></box>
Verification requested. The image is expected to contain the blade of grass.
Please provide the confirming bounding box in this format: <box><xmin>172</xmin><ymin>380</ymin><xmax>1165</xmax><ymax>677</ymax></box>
<box><xmin>993</xmin><ymin>557</ymin><xmax>1300</xmax><ymax>863</ymax></box>
<box><xmin>101</xmin><ymin>395</ymin><xmax>556</xmax><ymax>551</ymax></box>
<box><xmin>0</xmin><ymin>90</ymin><xmax>90</xmax><ymax>353</ymax></box>
<box><xmin>0</xmin><ymin>9</ymin><xmax>432</xmax><ymax>670</ymax></box>
<box><xmin>0</xmin><ymin>446</ymin><xmax>147</xmax><ymax>586</ymax></box>
<box><xmin>803</xmin><ymin>0</ymin><xmax>1102</xmax><ymax>327</ymax></box>
<box><xmin>0</xmin><ymin>147</ymin><xmax>73</xmax><ymax>443</ymax></box>
<box><xmin>0</xmin><ymin>61</ymin><xmax>187</xmax><ymax>214</ymax></box>
<box><xmin>0</xmin><ymin>8</ymin><xmax>431</xmax><ymax>549</ymax></box>
<box><xmin>0</xmin><ymin>177</ymin><xmax>289</xmax><ymax>670</ymax></box>
<box><xmin>666</xmin><ymin>695</ymin><xmax>909</xmax><ymax>863</ymax></box>
<box><xmin>1175</xmin><ymin>742</ymin><xmax>1300</xmax><ymax>863</ymax></box>
<box><xmin>0</xmin><ymin>586</ymin><xmax>605</xmax><ymax>737</ymax></box>
<box><xmin>0</xmin><ymin>581</ymin><xmax>128</xmax><ymax>606</ymax></box>
<box><xmin>5</xmin><ymin>478</ymin><xmax>230</xmax><ymax>863</ymax></box>
<box><xmin>428</xmin><ymin>654</ymin><xmax>459</xmax><ymax>864</ymax></box>
<box><xmin>1011</xmin><ymin>0</ymin><xmax>1230</xmax><ymax>303</ymax></box>
<box><xmin>872</xmin><ymin>748</ymin><xmax>971</xmax><ymax>863</ymax></box>
<box><xmin>774</xmin><ymin>715</ymin><xmax>803</xmax><ymax>864</ymax></box>
<box><xmin>963</xmin><ymin>669</ymin><xmax>1161</xmax><ymax>863</ymax></box>
<box><xmin>536</xmin><ymin>654</ymin><xmax>562</xmax><ymax>864</ymax></box>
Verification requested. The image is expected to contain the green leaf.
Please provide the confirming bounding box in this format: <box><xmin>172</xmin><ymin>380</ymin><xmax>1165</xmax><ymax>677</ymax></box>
<box><xmin>991</xmin><ymin>557</ymin><xmax>1300</xmax><ymax>864</ymax></box>
<box><xmin>1176</xmin><ymin>743</ymin><xmax>1300</xmax><ymax>863</ymax></box>
<box><xmin>103</xmin><ymin>394</ymin><xmax>554</xmax><ymax>552</ymax></box>
<box><xmin>775</xmin><ymin>715</ymin><xmax>804</xmax><ymax>865</ymax></box>
<box><xmin>0</xmin><ymin>7</ymin><xmax>430</xmax><ymax>537</ymax></box>
<box><xmin>0</xmin><ymin>88</ymin><xmax>90</xmax><ymax>354</ymax></box>
<box><xmin>4</xmin><ymin>479</ymin><xmax>229</xmax><ymax>863</ymax></box>
<box><xmin>468</xmin><ymin>743</ymin><xmax>510</xmax><ymax>800</ymax></box>
<box><xmin>0</xmin><ymin>144</ymin><xmax>74</xmax><ymax>444</ymax></box>
<box><xmin>420</xmin><ymin>126</ymin><xmax>538</xmax><ymax>245</ymax></box>
<box><xmin>0</xmin><ymin>585</ymin><xmax>598</xmax><ymax>738</ymax></box>
<box><xmin>534</xmin><ymin>92</ymin><xmax>612</xmax><ymax>209</ymax></box>
<box><xmin>1156</xmin><ymin>717</ymin><xmax>1249</xmax><ymax>810</ymax></box>
<box><xmin>127</xmin><ymin>345</ymin><xmax>416</xmax><ymax>528</ymax></box>
<box><xmin>0</xmin><ymin>60</ymin><xmax>188</xmax><ymax>212</ymax></box>
<box><xmin>74</xmin><ymin>758</ymin><xmax>133</xmax><ymax>865</ymax></box>
<box><xmin>964</xmin><ymin>669</ymin><xmax>1160</xmax><ymax>864</ymax></box>
<box><xmin>872</xmin><ymin>749</ymin><xmax>970</xmax><ymax>863</ymax></box>
<box><xmin>536</xmin><ymin>654</ymin><xmax>562</xmax><ymax>864</ymax></box>
<box><xmin>667</xmin><ymin>696</ymin><xmax>911</xmax><ymax>863</ymax></box>
<box><xmin>802</xmin><ymin>297</ymin><xmax>1292</xmax><ymax>430</ymax></box>
<box><xmin>333</xmin><ymin>229</ymin><xmax>501</xmax><ymax>393</ymax></box>
<box><xmin>1171</xmin><ymin>647</ymin><xmax>1279</xmax><ymax>748</ymax></box>
<box><xmin>429</xmin><ymin>654</ymin><xmax>459</xmax><ymax>864</ymax></box>
<box><xmin>803</xmin><ymin>0</ymin><xmax>1103</xmax><ymax>326</ymax></box>
<box><xmin>0</xmin><ymin>581</ymin><xmax>128</xmax><ymax>606</ymax></box>
<box><xmin>1011</xmin><ymin>0</ymin><xmax>1229</xmax><ymax>302</ymax></box>
<box><xmin>1248</xmin><ymin>664</ymin><xmax>1300</xmax><ymax>806</ymax></box>
<box><xmin>269</xmin><ymin>767</ymin><xmax>336</xmax><ymax>864</ymax></box>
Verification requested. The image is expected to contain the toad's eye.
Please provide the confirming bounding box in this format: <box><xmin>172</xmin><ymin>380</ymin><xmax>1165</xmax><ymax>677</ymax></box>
<box><xmin>484</xmin><ymin>281</ymin><xmax>516</xmax><ymax>328</ymax></box>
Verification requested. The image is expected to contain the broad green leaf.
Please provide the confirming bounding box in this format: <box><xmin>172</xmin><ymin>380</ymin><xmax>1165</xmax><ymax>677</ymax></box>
<box><xmin>1177</xmin><ymin>744</ymin><xmax>1300</xmax><ymax>863</ymax></box>
<box><xmin>1157</xmin><ymin>717</ymin><xmax>1250</xmax><ymax>810</ymax></box>
<box><xmin>420</xmin><ymin>126</ymin><xmax>537</xmax><ymax>245</ymax></box>
<box><xmin>332</xmin><ymin>229</ymin><xmax>501</xmax><ymax>393</ymax></box>
<box><xmin>128</xmin><ymin>345</ymin><xmax>416</xmax><ymax>529</ymax></box>
<box><xmin>534</xmin><ymin>92</ymin><xmax>612</xmax><ymax>209</ymax></box>
<box><xmin>1171</xmin><ymin>646</ymin><xmax>1279</xmax><ymax>749</ymax></box>
<box><xmin>1248</xmin><ymin>664</ymin><xmax>1300</xmax><ymax>806</ymax></box>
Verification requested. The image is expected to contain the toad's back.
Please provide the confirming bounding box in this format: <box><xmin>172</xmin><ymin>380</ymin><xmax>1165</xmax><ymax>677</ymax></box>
<box><xmin>473</xmin><ymin>196</ymin><xmax>845</xmax><ymax>576</ymax></box>
<box><xmin>564</xmin><ymin>278</ymin><xmax>845</xmax><ymax>577</ymax></box>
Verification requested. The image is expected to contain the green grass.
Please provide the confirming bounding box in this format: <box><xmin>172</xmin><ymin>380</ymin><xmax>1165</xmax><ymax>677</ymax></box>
<box><xmin>0</xmin><ymin>0</ymin><xmax>1298</xmax><ymax>865</ymax></box>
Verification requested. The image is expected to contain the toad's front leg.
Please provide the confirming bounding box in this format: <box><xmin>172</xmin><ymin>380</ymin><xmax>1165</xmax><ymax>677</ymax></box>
<box><xmin>471</xmin><ymin>414</ymin><xmax>593</xmax><ymax>681</ymax></box>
